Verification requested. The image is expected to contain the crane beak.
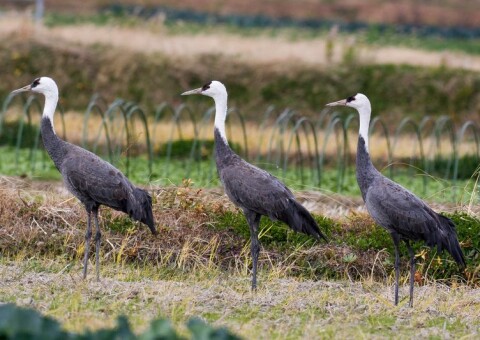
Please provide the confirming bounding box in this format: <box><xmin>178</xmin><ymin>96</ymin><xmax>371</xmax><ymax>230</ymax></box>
<box><xmin>325</xmin><ymin>98</ymin><xmax>347</xmax><ymax>107</ymax></box>
<box><xmin>181</xmin><ymin>87</ymin><xmax>202</xmax><ymax>96</ymax></box>
<box><xmin>10</xmin><ymin>84</ymin><xmax>32</xmax><ymax>95</ymax></box>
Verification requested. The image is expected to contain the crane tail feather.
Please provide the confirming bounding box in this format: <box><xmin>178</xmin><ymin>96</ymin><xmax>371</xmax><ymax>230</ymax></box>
<box><xmin>279</xmin><ymin>200</ymin><xmax>328</xmax><ymax>242</ymax></box>
<box><xmin>437</xmin><ymin>215</ymin><xmax>465</xmax><ymax>268</ymax></box>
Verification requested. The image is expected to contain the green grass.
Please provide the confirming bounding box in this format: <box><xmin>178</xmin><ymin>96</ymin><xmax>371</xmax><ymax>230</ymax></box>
<box><xmin>361</xmin><ymin>26</ymin><xmax>480</xmax><ymax>55</ymax></box>
<box><xmin>0</xmin><ymin>145</ymin><xmax>477</xmax><ymax>204</ymax></box>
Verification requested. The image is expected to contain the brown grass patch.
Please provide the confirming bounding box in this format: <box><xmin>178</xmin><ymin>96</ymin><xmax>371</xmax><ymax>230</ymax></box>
<box><xmin>1</xmin><ymin>175</ymin><xmax>474</xmax><ymax>287</ymax></box>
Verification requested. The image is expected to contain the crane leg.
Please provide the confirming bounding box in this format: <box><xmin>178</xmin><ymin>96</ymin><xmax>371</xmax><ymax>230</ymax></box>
<box><xmin>93</xmin><ymin>208</ymin><xmax>102</xmax><ymax>282</ymax></box>
<box><xmin>392</xmin><ymin>234</ymin><xmax>401</xmax><ymax>306</ymax></box>
<box><xmin>406</xmin><ymin>241</ymin><xmax>415</xmax><ymax>308</ymax></box>
<box><xmin>245</xmin><ymin>210</ymin><xmax>261</xmax><ymax>291</ymax></box>
<box><xmin>83</xmin><ymin>211</ymin><xmax>92</xmax><ymax>279</ymax></box>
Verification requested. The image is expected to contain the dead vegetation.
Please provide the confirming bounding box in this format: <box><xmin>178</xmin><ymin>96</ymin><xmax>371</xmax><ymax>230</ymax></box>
<box><xmin>0</xmin><ymin>176</ymin><xmax>477</xmax><ymax>285</ymax></box>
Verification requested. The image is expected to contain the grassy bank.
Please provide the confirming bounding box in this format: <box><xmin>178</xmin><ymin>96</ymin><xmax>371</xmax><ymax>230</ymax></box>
<box><xmin>0</xmin><ymin>177</ymin><xmax>478</xmax><ymax>285</ymax></box>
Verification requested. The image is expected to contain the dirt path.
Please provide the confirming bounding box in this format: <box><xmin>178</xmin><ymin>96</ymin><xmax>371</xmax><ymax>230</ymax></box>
<box><xmin>2</xmin><ymin>17</ymin><xmax>480</xmax><ymax>71</ymax></box>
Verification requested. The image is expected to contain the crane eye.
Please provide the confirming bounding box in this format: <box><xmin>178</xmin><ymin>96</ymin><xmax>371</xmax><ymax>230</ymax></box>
<box><xmin>201</xmin><ymin>81</ymin><xmax>212</xmax><ymax>91</ymax></box>
<box><xmin>32</xmin><ymin>78</ymin><xmax>41</xmax><ymax>88</ymax></box>
<box><xmin>346</xmin><ymin>95</ymin><xmax>356</xmax><ymax>103</ymax></box>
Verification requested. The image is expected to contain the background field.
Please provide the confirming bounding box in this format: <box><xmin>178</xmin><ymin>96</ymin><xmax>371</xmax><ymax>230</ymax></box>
<box><xmin>1</xmin><ymin>1</ymin><xmax>480</xmax><ymax>338</ymax></box>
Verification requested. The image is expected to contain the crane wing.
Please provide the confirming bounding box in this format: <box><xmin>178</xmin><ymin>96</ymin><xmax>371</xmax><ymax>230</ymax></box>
<box><xmin>61</xmin><ymin>147</ymin><xmax>133</xmax><ymax>209</ymax></box>
<box><xmin>365</xmin><ymin>176</ymin><xmax>439</xmax><ymax>238</ymax></box>
<box><xmin>220</xmin><ymin>161</ymin><xmax>295</xmax><ymax>217</ymax></box>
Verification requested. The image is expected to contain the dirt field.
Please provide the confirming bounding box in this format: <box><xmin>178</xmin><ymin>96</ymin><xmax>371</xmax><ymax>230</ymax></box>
<box><xmin>2</xmin><ymin>16</ymin><xmax>480</xmax><ymax>72</ymax></box>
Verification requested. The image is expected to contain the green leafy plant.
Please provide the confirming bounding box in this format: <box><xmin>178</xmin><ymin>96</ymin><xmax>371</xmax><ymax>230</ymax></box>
<box><xmin>0</xmin><ymin>304</ymin><xmax>241</xmax><ymax>340</ymax></box>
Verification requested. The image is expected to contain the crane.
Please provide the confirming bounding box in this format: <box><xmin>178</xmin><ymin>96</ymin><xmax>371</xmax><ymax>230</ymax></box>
<box><xmin>11</xmin><ymin>77</ymin><xmax>157</xmax><ymax>281</ymax></box>
<box><xmin>326</xmin><ymin>93</ymin><xmax>465</xmax><ymax>307</ymax></box>
<box><xmin>182</xmin><ymin>81</ymin><xmax>327</xmax><ymax>289</ymax></box>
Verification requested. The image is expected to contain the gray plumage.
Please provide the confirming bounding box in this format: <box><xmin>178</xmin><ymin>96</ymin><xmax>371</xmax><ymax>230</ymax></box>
<box><xmin>327</xmin><ymin>93</ymin><xmax>465</xmax><ymax>307</ymax></box>
<box><xmin>357</xmin><ymin>136</ymin><xmax>465</xmax><ymax>265</ymax></box>
<box><xmin>215</xmin><ymin>129</ymin><xmax>325</xmax><ymax>239</ymax></box>
<box><xmin>182</xmin><ymin>81</ymin><xmax>327</xmax><ymax>289</ymax></box>
<box><xmin>42</xmin><ymin>118</ymin><xmax>154</xmax><ymax>230</ymax></box>
<box><xmin>12</xmin><ymin>77</ymin><xmax>156</xmax><ymax>281</ymax></box>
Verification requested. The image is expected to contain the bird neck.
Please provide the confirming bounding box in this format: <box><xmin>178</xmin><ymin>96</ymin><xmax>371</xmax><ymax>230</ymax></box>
<box><xmin>356</xmin><ymin>107</ymin><xmax>377</xmax><ymax>200</ymax></box>
<box><xmin>214</xmin><ymin>127</ymin><xmax>237</xmax><ymax>175</ymax></box>
<box><xmin>356</xmin><ymin>134</ymin><xmax>377</xmax><ymax>196</ymax></box>
<box><xmin>42</xmin><ymin>91</ymin><xmax>59</xmax><ymax>134</ymax></box>
<box><xmin>358</xmin><ymin>107</ymin><xmax>371</xmax><ymax>153</ymax></box>
<box><xmin>41</xmin><ymin>117</ymin><xmax>65</xmax><ymax>171</ymax></box>
<box><xmin>213</xmin><ymin>95</ymin><xmax>228</xmax><ymax>145</ymax></box>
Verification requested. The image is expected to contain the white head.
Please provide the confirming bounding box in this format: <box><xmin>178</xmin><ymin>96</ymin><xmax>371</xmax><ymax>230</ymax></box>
<box><xmin>325</xmin><ymin>93</ymin><xmax>371</xmax><ymax>113</ymax></box>
<box><xmin>11</xmin><ymin>77</ymin><xmax>60</xmax><ymax>128</ymax></box>
<box><xmin>181</xmin><ymin>80</ymin><xmax>227</xmax><ymax>100</ymax></box>
<box><xmin>326</xmin><ymin>93</ymin><xmax>372</xmax><ymax>151</ymax></box>
<box><xmin>11</xmin><ymin>77</ymin><xmax>59</xmax><ymax>98</ymax></box>
<box><xmin>182</xmin><ymin>80</ymin><xmax>229</xmax><ymax>143</ymax></box>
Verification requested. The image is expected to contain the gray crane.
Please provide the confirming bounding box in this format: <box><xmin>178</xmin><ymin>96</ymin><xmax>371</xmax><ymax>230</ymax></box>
<box><xmin>11</xmin><ymin>77</ymin><xmax>157</xmax><ymax>281</ymax></box>
<box><xmin>326</xmin><ymin>93</ymin><xmax>465</xmax><ymax>307</ymax></box>
<box><xmin>182</xmin><ymin>81</ymin><xmax>327</xmax><ymax>289</ymax></box>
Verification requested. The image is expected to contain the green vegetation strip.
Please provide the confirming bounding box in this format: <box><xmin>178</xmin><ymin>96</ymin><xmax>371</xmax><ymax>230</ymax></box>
<box><xmin>0</xmin><ymin>145</ymin><xmax>476</xmax><ymax>203</ymax></box>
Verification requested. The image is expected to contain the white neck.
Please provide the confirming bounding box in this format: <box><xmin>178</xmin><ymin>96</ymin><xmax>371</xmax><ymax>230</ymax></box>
<box><xmin>358</xmin><ymin>106</ymin><xmax>371</xmax><ymax>153</ymax></box>
<box><xmin>43</xmin><ymin>91</ymin><xmax>59</xmax><ymax>134</ymax></box>
<box><xmin>213</xmin><ymin>94</ymin><xmax>228</xmax><ymax>144</ymax></box>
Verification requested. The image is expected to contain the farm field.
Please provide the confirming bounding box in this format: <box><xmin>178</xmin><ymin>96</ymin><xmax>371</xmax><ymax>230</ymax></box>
<box><xmin>1</xmin><ymin>3</ymin><xmax>480</xmax><ymax>339</ymax></box>
<box><xmin>3</xmin><ymin>15</ymin><xmax>480</xmax><ymax>72</ymax></box>
<box><xmin>1</xmin><ymin>259</ymin><xmax>480</xmax><ymax>338</ymax></box>
<box><xmin>0</xmin><ymin>177</ymin><xmax>479</xmax><ymax>338</ymax></box>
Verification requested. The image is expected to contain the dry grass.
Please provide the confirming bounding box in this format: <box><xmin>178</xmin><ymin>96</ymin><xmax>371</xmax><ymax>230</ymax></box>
<box><xmin>0</xmin><ymin>176</ymin><xmax>341</xmax><ymax>278</ymax></box>
<box><xmin>1</xmin><ymin>259</ymin><xmax>479</xmax><ymax>338</ymax></box>
<box><xmin>0</xmin><ymin>175</ymin><xmax>475</xmax><ymax>282</ymax></box>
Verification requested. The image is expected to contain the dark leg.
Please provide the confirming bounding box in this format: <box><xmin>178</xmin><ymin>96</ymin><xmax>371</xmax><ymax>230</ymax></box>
<box><xmin>244</xmin><ymin>210</ymin><xmax>261</xmax><ymax>291</ymax></box>
<box><xmin>83</xmin><ymin>211</ymin><xmax>92</xmax><ymax>279</ymax></box>
<box><xmin>93</xmin><ymin>208</ymin><xmax>102</xmax><ymax>282</ymax></box>
<box><xmin>406</xmin><ymin>240</ymin><xmax>415</xmax><ymax>308</ymax></box>
<box><xmin>392</xmin><ymin>233</ymin><xmax>401</xmax><ymax>306</ymax></box>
